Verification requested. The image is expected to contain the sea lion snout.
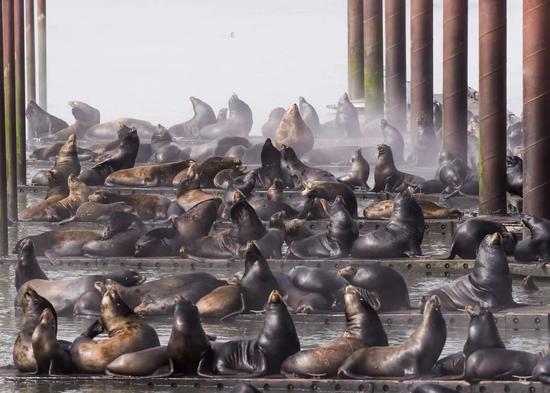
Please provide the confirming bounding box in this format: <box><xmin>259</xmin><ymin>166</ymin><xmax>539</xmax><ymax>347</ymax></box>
<box><xmin>487</xmin><ymin>232</ymin><xmax>502</xmax><ymax>246</ymax></box>
<box><xmin>268</xmin><ymin>290</ymin><xmax>282</xmax><ymax>304</ymax></box>
<box><xmin>338</xmin><ymin>266</ymin><xmax>357</xmax><ymax>280</ymax></box>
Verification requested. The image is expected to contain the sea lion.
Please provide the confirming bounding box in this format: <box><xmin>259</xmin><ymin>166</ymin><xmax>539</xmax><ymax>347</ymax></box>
<box><xmin>196</xmin><ymin>277</ymin><xmax>245</xmax><ymax>320</ymax></box>
<box><xmin>106</xmin><ymin>346</ymin><xmax>171</xmax><ymax>377</ymax></box>
<box><xmin>274</xmin><ymin>104</ymin><xmax>314</xmax><ymax>157</ymax></box>
<box><xmin>428</xmin><ymin>233</ymin><xmax>517</xmax><ymax>311</ymax></box>
<box><xmin>464</xmin><ymin>348</ymin><xmax>542</xmax><ymax>380</ymax></box>
<box><xmin>51</xmin><ymin>101</ymin><xmax>100</xmax><ymax>141</ymax></box>
<box><xmin>412</xmin><ymin>385</ymin><xmax>459</xmax><ymax>393</ymax></box>
<box><xmin>372</xmin><ymin>144</ymin><xmax>425</xmax><ymax>192</ymax></box>
<box><xmin>199</xmin><ymin>94</ymin><xmax>253</xmax><ymax>139</ymax></box>
<box><xmin>198</xmin><ymin>290</ymin><xmax>300</xmax><ymax>377</ymax></box>
<box><xmin>213</xmin><ymin>167</ymin><xmax>247</xmax><ymax>189</ymax></box>
<box><xmin>338</xmin><ymin>265</ymin><xmax>411</xmax><ymax>312</ymax></box>
<box><xmin>282</xmin><ymin>285</ymin><xmax>388</xmax><ymax>377</ymax></box>
<box><xmin>407</xmin><ymin>115</ymin><xmax>439</xmax><ymax>167</ymax></box>
<box><xmin>14</xmin><ymin>239</ymin><xmax>48</xmax><ymax>291</ymax></box>
<box><xmin>506</xmin><ymin>155</ymin><xmax>523</xmax><ymax>197</ymax></box>
<box><xmin>533</xmin><ymin>352</ymin><xmax>550</xmax><ymax>384</ymax></box>
<box><xmin>298</xmin><ymin>96</ymin><xmax>321</xmax><ymax>134</ymax></box>
<box><xmin>79</xmin><ymin>125</ymin><xmax>139</xmax><ymax>186</ymax></box>
<box><xmin>380</xmin><ymin>119</ymin><xmax>404</xmax><ymax>163</ymax></box>
<box><xmin>338</xmin><ymin>295</ymin><xmax>446</xmax><ymax>378</ymax></box>
<box><xmin>301</xmin><ymin>180</ymin><xmax>358</xmax><ymax>218</ymax></box>
<box><xmin>31</xmin><ymin>133</ymin><xmax>81</xmax><ymax>186</ymax></box>
<box><xmin>26</xmin><ymin>100</ymin><xmax>69</xmax><ymax>138</ymax></box>
<box><xmin>277</xmin><ymin>271</ymin><xmax>333</xmax><ymax>314</ymax></box>
<box><xmin>257</xmin><ymin>138</ymin><xmax>283</xmax><ymax>188</ymax></box>
<box><xmin>31</xmin><ymin>308</ymin><xmax>74</xmax><ymax>374</ymax></box>
<box><xmin>447</xmin><ymin>218</ymin><xmax>516</xmax><ymax>259</ymax></box>
<box><xmin>230</xmin><ymin>384</ymin><xmax>261</xmax><ymax>393</ymax></box>
<box><xmin>351</xmin><ymin>190</ymin><xmax>425</xmax><ymax>258</ymax></box>
<box><xmin>134</xmin><ymin>225</ymin><xmax>182</xmax><ymax>257</ymax></box>
<box><xmin>105</xmin><ymin>160</ymin><xmax>193</xmax><ymax>187</ymax></box>
<box><xmin>84</xmin><ymin>118</ymin><xmax>156</xmax><ymax>142</ymax></box>
<box><xmin>289</xmin><ymin>195</ymin><xmax>358</xmax><ymax>259</ymax></box>
<box><xmin>414</xmin><ymin>179</ymin><xmax>446</xmax><ymax>194</ymax></box>
<box><xmin>20</xmin><ymin>170</ymin><xmax>68</xmax><ymax>221</ymax></box>
<box><xmin>284</xmin><ymin>218</ymin><xmax>314</xmax><ymax>245</ymax></box>
<box><xmin>252</xmin><ymin>211</ymin><xmax>286</xmax><ymax>259</ymax></box>
<box><xmin>42</xmin><ymin>175</ymin><xmax>90</xmax><ymax>222</ymax></box>
<box><xmin>149</xmin><ymin>124</ymin><xmax>187</xmax><ymax>163</ymax></box>
<box><xmin>187</xmin><ymin>136</ymin><xmax>251</xmax><ymax>162</ymax></box>
<box><xmin>14</xmin><ymin>230</ymin><xmax>102</xmax><ymax>257</ymax></box>
<box><xmin>280</xmin><ymin>145</ymin><xmax>337</xmax><ymax>189</ymax></box>
<box><xmin>261</xmin><ymin>107</ymin><xmax>285</xmax><ymax>139</ymax></box>
<box><xmin>338</xmin><ymin>149</ymin><xmax>370</xmax><ymax>189</ymax></box>
<box><xmin>13</xmin><ymin>287</ymin><xmax>57</xmax><ymax>372</ymax></box>
<box><xmin>58</xmin><ymin>201</ymin><xmax>133</xmax><ymax>224</ymax></box>
<box><xmin>229</xmin><ymin>190</ymin><xmax>266</xmax><ymax>244</ymax></box>
<box><xmin>175</xmin><ymin>163</ymin><xmax>220</xmax><ymax>211</ymax></box>
<box><xmin>363</xmin><ymin>198</ymin><xmax>463</xmax><ymax>220</ymax></box>
<box><xmin>514</xmin><ymin>216</ymin><xmax>550</xmax><ymax>263</ymax></box>
<box><xmin>70</xmin><ymin>285</ymin><xmax>160</xmax><ymax>373</ymax></box>
<box><xmin>288</xmin><ymin>266</ymin><xmax>347</xmax><ymax>300</ymax></box>
<box><xmin>169</xmin><ymin>96</ymin><xmax>217</xmax><ymax>138</ymax></box>
<box><xmin>88</xmin><ymin>190</ymin><xmax>171</xmax><ymax>221</ymax></box>
<box><xmin>248</xmin><ymin>183</ymin><xmax>299</xmax><ymax>221</ymax></box>
<box><xmin>174</xmin><ymin>198</ymin><xmax>222</xmax><ymax>247</ymax></box>
<box><xmin>90</xmin><ymin>123</ymin><xmax>152</xmax><ymax>163</ymax></box>
<box><xmin>172</xmin><ymin>156</ymin><xmax>243</xmax><ymax>188</ymax></box>
<box><xmin>334</xmin><ymin>93</ymin><xmax>361</xmax><ymax>138</ymax></box>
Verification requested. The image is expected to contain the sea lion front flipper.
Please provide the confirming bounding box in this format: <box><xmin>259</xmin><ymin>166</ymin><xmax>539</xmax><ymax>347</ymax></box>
<box><xmin>196</xmin><ymin>349</ymin><xmax>216</xmax><ymax>378</ymax></box>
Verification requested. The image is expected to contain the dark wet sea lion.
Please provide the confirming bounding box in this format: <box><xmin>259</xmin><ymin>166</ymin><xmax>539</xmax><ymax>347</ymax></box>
<box><xmin>288</xmin><ymin>266</ymin><xmax>347</xmax><ymax>297</ymax></box>
<box><xmin>106</xmin><ymin>346</ymin><xmax>171</xmax><ymax>377</ymax></box>
<box><xmin>284</xmin><ymin>218</ymin><xmax>314</xmax><ymax>245</ymax></box>
<box><xmin>506</xmin><ymin>155</ymin><xmax>523</xmax><ymax>197</ymax></box>
<box><xmin>277</xmin><ymin>270</ymin><xmax>332</xmax><ymax>314</ymax></box>
<box><xmin>85</xmin><ymin>118</ymin><xmax>156</xmax><ymax>142</ymax></box>
<box><xmin>533</xmin><ymin>352</ymin><xmax>550</xmax><ymax>383</ymax></box>
<box><xmin>198</xmin><ymin>290</ymin><xmax>299</xmax><ymax>377</ymax></box>
<box><xmin>197</xmin><ymin>156</ymin><xmax>244</xmax><ymax>188</ymax></box>
<box><xmin>364</xmin><ymin>198</ymin><xmax>462</xmax><ymax>220</ymax></box>
<box><xmin>351</xmin><ymin>190</ymin><xmax>425</xmax><ymax>258</ymax></box>
<box><xmin>429</xmin><ymin>233</ymin><xmax>517</xmax><ymax>311</ymax></box>
<box><xmin>261</xmin><ymin>107</ymin><xmax>285</xmax><ymax>139</ymax></box>
<box><xmin>42</xmin><ymin>175</ymin><xmax>90</xmax><ymax>222</ymax></box>
<box><xmin>31</xmin><ymin>133</ymin><xmax>81</xmax><ymax>186</ymax></box>
<box><xmin>58</xmin><ymin>201</ymin><xmax>133</xmax><ymax>224</ymax></box>
<box><xmin>26</xmin><ymin>100</ymin><xmax>69</xmax><ymax>138</ymax></box>
<box><xmin>289</xmin><ymin>195</ymin><xmax>358</xmax><ymax>259</ymax></box>
<box><xmin>70</xmin><ymin>285</ymin><xmax>160</xmax><ymax>373</ymax></box>
<box><xmin>514</xmin><ymin>216</ymin><xmax>550</xmax><ymax>263</ymax></box>
<box><xmin>134</xmin><ymin>225</ymin><xmax>182</xmax><ymax>257</ymax></box>
<box><xmin>274</xmin><ymin>104</ymin><xmax>314</xmax><ymax>157</ymax></box>
<box><xmin>51</xmin><ymin>101</ymin><xmax>100</xmax><ymax>141</ymax></box>
<box><xmin>338</xmin><ymin>149</ymin><xmax>370</xmax><ymax>189</ymax></box>
<box><xmin>149</xmin><ymin>124</ymin><xmax>187</xmax><ymax>163</ymax></box>
<box><xmin>14</xmin><ymin>239</ymin><xmax>48</xmax><ymax>291</ymax></box>
<box><xmin>88</xmin><ymin>190</ymin><xmax>171</xmax><ymax>221</ymax></box>
<box><xmin>465</xmin><ymin>348</ymin><xmax>542</xmax><ymax>380</ymax></box>
<box><xmin>338</xmin><ymin>295</ymin><xmax>446</xmax><ymax>378</ymax></box>
<box><xmin>105</xmin><ymin>160</ymin><xmax>193</xmax><ymax>187</ymax></box>
<box><xmin>252</xmin><ymin>212</ymin><xmax>286</xmax><ymax>259</ymax></box>
<box><xmin>301</xmin><ymin>180</ymin><xmax>358</xmax><ymax>218</ymax></box>
<box><xmin>381</xmin><ymin>119</ymin><xmax>404</xmax><ymax>163</ymax></box>
<box><xmin>230</xmin><ymin>384</ymin><xmax>261</xmax><ymax>393</ymax></box>
<box><xmin>230</xmin><ymin>190</ymin><xmax>266</xmax><ymax>244</ymax></box>
<box><xmin>199</xmin><ymin>94</ymin><xmax>253</xmax><ymax>139</ymax></box>
<box><xmin>213</xmin><ymin>167</ymin><xmax>247</xmax><ymax>189</ymax></box>
<box><xmin>15</xmin><ymin>230</ymin><xmax>101</xmax><ymax>257</ymax></box>
<box><xmin>414</xmin><ymin>179</ymin><xmax>446</xmax><ymax>194</ymax></box>
<box><xmin>14</xmin><ymin>287</ymin><xmax>57</xmax><ymax>372</ymax></box>
<box><xmin>21</xmin><ymin>170</ymin><xmax>69</xmax><ymax>221</ymax></box>
<box><xmin>196</xmin><ymin>277</ymin><xmax>244</xmax><ymax>320</ymax></box>
<box><xmin>257</xmin><ymin>138</ymin><xmax>283</xmax><ymax>187</ymax></box>
<box><xmin>298</xmin><ymin>96</ymin><xmax>321</xmax><ymax>134</ymax></box>
<box><xmin>282</xmin><ymin>285</ymin><xmax>387</xmax><ymax>377</ymax></box>
<box><xmin>280</xmin><ymin>145</ymin><xmax>336</xmax><ymax>189</ymax></box>
<box><xmin>79</xmin><ymin>126</ymin><xmax>139</xmax><ymax>185</ymax></box>
<box><xmin>175</xmin><ymin>162</ymin><xmax>219</xmax><ymax>211</ymax></box>
<box><xmin>412</xmin><ymin>385</ymin><xmax>459</xmax><ymax>393</ymax></box>
<box><xmin>372</xmin><ymin>144</ymin><xmax>425</xmax><ymax>192</ymax></box>
<box><xmin>248</xmin><ymin>188</ymin><xmax>299</xmax><ymax>221</ymax></box>
<box><xmin>240</xmin><ymin>242</ymin><xmax>280</xmax><ymax>311</ymax></box>
<box><xmin>169</xmin><ymin>96</ymin><xmax>217</xmax><ymax>138</ymax></box>
<box><xmin>31</xmin><ymin>308</ymin><xmax>74</xmax><ymax>374</ymax></box>
<box><xmin>447</xmin><ymin>218</ymin><xmax>516</xmax><ymax>259</ymax></box>
<box><xmin>338</xmin><ymin>265</ymin><xmax>411</xmax><ymax>312</ymax></box>
<box><xmin>174</xmin><ymin>198</ymin><xmax>222</xmax><ymax>247</ymax></box>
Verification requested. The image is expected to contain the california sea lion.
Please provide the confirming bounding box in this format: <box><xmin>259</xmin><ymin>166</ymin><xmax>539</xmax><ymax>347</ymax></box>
<box><xmin>105</xmin><ymin>160</ymin><xmax>193</xmax><ymax>187</ymax></box>
<box><xmin>301</xmin><ymin>180</ymin><xmax>358</xmax><ymax>218</ymax></box>
<box><xmin>506</xmin><ymin>155</ymin><xmax>523</xmax><ymax>197</ymax></box>
<box><xmin>288</xmin><ymin>266</ymin><xmax>347</xmax><ymax>301</ymax></box>
<box><xmin>277</xmin><ymin>273</ymin><xmax>332</xmax><ymax>314</ymax></box>
<box><xmin>196</xmin><ymin>277</ymin><xmax>245</xmax><ymax>320</ymax></box>
<box><xmin>289</xmin><ymin>195</ymin><xmax>358</xmax><ymax>259</ymax></box>
<box><xmin>188</xmin><ymin>136</ymin><xmax>251</xmax><ymax>162</ymax></box>
<box><xmin>380</xmin><ymin>119</ymin><xmax>404</xmax><ymax>163</ymax></box>
<box><xmin>465</xmin><ymin>348</ymin><xmax>543</xmax><ymax>380</ymax></box>
<box><xmin>334</xmin><ymin>93</ymin><xmax>360</xmax><ymax>138</ymax></box>
<box><xmin>412</xmin><ymin>385</ymin><xmax>459</xmax><ymax>393</ymax></box>
<box><xmin>26</xmin><ymin>100</ymin><xmax>69</xmax><ymax>138</ymax></box>
<box><xmin>90</xmin><ymin>123</ymin><xmax>152</xmax><ymax>163</ymax></box>
<box><xmin>134</xmin><ymin>225</ymin><xmax>181</xmax><ymax>257</ymax></box>
<box><xmin>199</xmin><ymin>94</ymin><xmax>253</xmax><ymax>139</ymax></box>
<box><xmin>514</xmin><ymin>216</ymin><xmax>550</xmax><ymax>263</ymax></box>
<box><xmin>338</xmin><ymin>265</ymin><xmax>411</xmax><ymax>312</ymax></box>
<box><xmin>252</xmin><ymin>211</ymin><xmax>286</xmax><ymax>259</ymax></box>
<box><xmin>31</xmin><ymin>133</ymin><xmax>81</xmax><ymax>186</ymax></box>
<box><xmin>84</xmin><ymin>118</ymin><xmax>156</xmax><ymax>142</ymax></box>
<box><xmin>172</xmin><ymin>156</ymin><xmax>243</xmax><ymax>188</ymax></box>
<box><xmin>261</xmin><ymin>107</ymin><xmax>285</xmax><ymax>139</ymax></box>
<box><xmin>248</xmin><ymin>183</ymin><xmax>298</xmax><ymax>220</ymax></box>
<box><xmin>169</xmin><ymin>96</ymin><xmax>217</xmax><ymax>138</ymax></box>
<box><xmin>70</xmin><ymin>285</ymin><xmax>160</xmax><ymax>373</ymax></box>
<box><xmin>230</xmin><ymin>384</ymin><xmax>261</xmax><ymax>393</ymax></box>
<box><xmin>79</xmin><ymin>126</ymin><xmax>139</xmax><ymax>186</ymax></box>
<box><xmin>351</xmin><ymin>190</ymin><xmax>425</xmax><ymax>258</ymax></box>
<box><xmin>407</xmin><ymin>115</ymin><xmax>439</xmax><ymax>167</ymax></box>
<box><xmin>338</xmin><ymin>295</ymin><xmax>446</xmax><ymax>378</ymax></box>
<box><xmin>363</xmin><ymin>198</ymin><xmax>462</xmax><ymax>220</ymax></box>
<box><xmin>274</xmin><ymin>104</ymin><xmax>314</xmax><ymax>157</ymax></box>
<box><xmin>14</xmin><ymin>239</ymin><xmax>47</xmax><ymax>291</ymax></box>
<box><xmin>428</xmin><ymin>233</ymin><xmax>518</xmax><ymax>311</ymax></box>
<box><xmin>175</xmin><ymin>198</ymin><xmax>222</xmax><ymax>248</ymax></box>
<box><xmin>14</xmin><ymin>230</ymin><xmax>102</xmax><ymax>257</ymax></box>
<box><xmin>533</xmin><ymin>352</ymin><xmax>550</xmax><ymax>384</ymax></box>
<box><xmin>13</xmin><ymin>287</ymin><xmax>57</xmax><ymax>372</ymax></box>
<box><xmin>298</xmin><ymin>96</ymin><xmax>321</xmax><ymax>134</ymax></box>
<box><xmin>372</xmin><ymin>144</ymin><xmax>425</xmax><ymax>192</ymax></box>
<box><xmin>213</xmin><ymin>167</ymin><xmax>247</xmax><ymax>189</ymax></box>
<box><xmin>20</xmin><ymin>170</ymin><xmax>68</xmax><ymax>221</ymax></box>
<box><xmin>257</xmin><ymin>138</ymin><xmax>283</xmax><ymax>187</ymax></box>
<box><xmin>282</xmin><ymin>285</ymin><xmax>388</xmax><ymax>377</ymax></box>
<box><xmin>338</xmin><ymin>149</ymin><xmax>370</xmax><ymax>189</ymax></box>
<box><xmin>280</xmin><ymin>145</ymin><xmax>336</xmax><ymax>189</ymax></box>
<box><xmin>51</xmin><ymin>101</ymin><xmax>100</xmax><ymax>141</ymax></box>
<box><xmin>58</xmin><ymin>201</ymin><xmax>133</xmax><ymax>224</ymax></box>
<box><xmin>175</xmin><ymin>162</ymin><xmax>219</xmax><ymax>211</ymax></box>
<box><xmin>106</xmin><ymin>346</ymin><xmax>171</xmax><ymax>377</ymax></box>
<box><xmin>88</xmin><ymin>190</ymin><xmax>171</xmax><ymax>221</ymax></box>
<box><xmin>149</xmin><ymin>124</ymin><xmax>187</xmax><ymax>163</ymax></box>
<box><xmin>198</xmin><ymin>290</ymin><xmax>299</xmax><ymax>377</ymax></box>
<box><xmin>42</xmin><ymin>175</ymin><xmax>90</xmax><ymax>222</ymax></box>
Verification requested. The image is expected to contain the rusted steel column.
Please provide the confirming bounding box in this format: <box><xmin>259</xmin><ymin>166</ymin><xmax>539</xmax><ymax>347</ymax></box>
<box><xmin>411</xmin><ymin>0</ymin><xmax>433</xmax><ymax>138</ymax></box>
<box><xmin>363</xmin><ymin>0</ymin><xmax>383</xmax><ymax>119</ymax></box>
<box><xmin>384</xmin><ymin>0</ymin><xmax>406</xmax><ymax>133</ymax></box>
<box><xmin>442</xmin><ymin>0</ymin><xmax>468</xmax><ymax>163</ymax></box>
<box><xmin>36</xmin><ymin>0</ymin><xmax>45</xmax><ymax>109</ymax></box>
<box><xmin>523</xmin><ymin>0</ymin><xmax>550</xmax><ymax>218</ymax></box>
<box><xmin>25</xmin><ymin>0</ymin><xmax>35</xmax><ymax>103</ymax></box>
<box><xmin>348</xmin><ymin>0</ymin><xmax>364</xmax><ymax>100</ymax></box>
<box><xmin>14</xmin><ymin>0</ymin><xmax>26</xmax><ymax>185</ymax></box>
<box><xmin>0</xmin><ymin>3</ymin><xmax>8</xmax><ymax>254</ymax></box>
<box><xmin>479</xmin><ymin>0</ymin><xmax>507</xmax><ymax>216</ymax></box>
<box><xmin>3</xmin><ymin>0</ymin><xmax>18</xmax><ymax>222</ymax></box>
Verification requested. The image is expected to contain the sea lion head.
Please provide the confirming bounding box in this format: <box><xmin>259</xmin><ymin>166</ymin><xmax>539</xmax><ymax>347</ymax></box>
<box><xmin>338</xmin><ymin>265</ymin><xmax>358</xmax><ymax>281</ymax></box>
<box><xmin>17</xmin><ymin>238</ymin><xmax>35</xmax><ymax>265</ymax></box>
<box><xmin>269</xmin><ymin>211</ymin><xmax>286</xmax><ymax>231</ymax></box>
<box><xmin>392</xmin><ymin>190</ymin><xmax>424</xmax><ymax>225</ymax></box>
<box><xmin>423</xmin><ymin>294</ymin><xmax>441</xmax><ymax>314</ymax></box>
<box><xmin>267</xmin><ymin>289</ymin><xmax>283</xmax><ymax>306</ymax></box>
<box><xmin>231</xmin><ymin>189</ymin><xmax>246</xmax><ymax>205</ymax></box>
<box><xmin>172</xmin><ymin>295</ymin><xmax>202</xmax><ymax>332</ymax></box>
<box><xmin>59</xmin><ymin>133</ymin><xmax>77</xmax><ymax>155</ymax></box>
<box><xmin>21</xmin><ymin>286</ymin><xmax>55</xmax><ymax>320</ymax></box>
<box><xmin>463</xmin><ymin>306</ymin><xmax>504</xmax><ymax>356</ymax></box>
<box><xmin>280</xmin><ymin>145</ymin><xmax>299</xmax><ymax>162</ymax></box>
<box><xmin>338</xmin><ymin>93</ymin><xmax>350</xmax><ymax>106</ymax></box>
<box><xmin>100</xmin><ymin>284</ymin><xmax>134</xmax><ymax>329</ymax></box>
<box><xmin>36</xmin><ymin>307</ymin><xmax>57</xmax><ymax>337</ymax></box>
<box><xmin>376</xmin><ymin>144</ymin><xmax>394</xmax><ymax>162</ymax></box>
<box><xmin>243</xmin><ymin>241</ymin><xmax>265</xmax><ymax>273</ymax></box>
<box><xmin>68</xmin><ymin>101</ymin><xmax>100</xmax><ymax>123</ymax></box>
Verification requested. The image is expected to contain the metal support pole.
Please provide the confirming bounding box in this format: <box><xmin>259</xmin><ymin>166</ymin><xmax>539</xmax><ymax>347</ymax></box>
<box><xmin>363</xmin><ymin>0</ymin><xmax>383</xmax><ymax>119</ymax></box>
<box><xmin>24</xmin><ymin>0</ymin><xmax>34</xmax><ymax>104</ymax></box>
<box><xmin>3</xmin><ymin>0</ymin><xmax>18</xmax><ymax>222</ymax></box>
<box><xmin>14</xmin><ymin>0</ymin><xmax>25</xmax><ymax>185</ymax></box>
<box><xmin>411</xmin><ymin>0</ymin><xmax>433</xmax><ymax>138</ymax></box>
<box><xmin>523</xmin><ymin>0</ymin><xmax>550</xmax><ymax>218</ymax></box>
<box><xmin>384</xmin><ymin>0</ymin><xmax>406</xmax><ymax>132</ymax></box>
<box><xmin>0</xmin><ymin>2</ymin><xmax>8</xmax><ymax>255</ymax></box>
<box><xmin>36</xmin><ymin>0</ymin><xmax>45</xmax><ymax>109</ymax></box>
<box><xmin>348</xmin><ymin>0</ymin><xmax>364</xmax><ymax>100</ymax></box>
<box><xmin>442</xmin><ymin>0</ymin><xmax>468</xmax><ymax>163</ymax></box>
<box><xmin>479</xmin><ymin>0</ymin><xmax>507</xmax><ymax>216</ymax></box>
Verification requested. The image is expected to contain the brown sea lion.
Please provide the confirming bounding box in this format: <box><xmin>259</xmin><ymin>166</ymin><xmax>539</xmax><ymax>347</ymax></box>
<box><xmin>88</xmin><ymin>190</ymin><xmax>171</xmax><ymax>221</ymax></box>
<box><xmin>42</xmin><ymin>175</ymin><xmax>90</xmax><ymax>222</ymax></box>
<box><xmin>172</xmin><ymin>157</ymin><xmax>243</xmax><ymax>188</ymax></box>
<box><xmin>105</xmin><ymin>160</ymin><xmax>193</xmax><ymax>187</ymax></box>
<box><xmin>196</xmin><ymin>277</ymin><xmax>245</xmax><ymax>320</ymax></box>
<box><xmin>338</xmin><ymin>149</ymin><xmax>370</xmax><ymax>189</ymax></box>
<box><xmin>31</xmin><ymin>133</ymin><xmax>81</xmax><ymax>186</ymax></box>
<box><xmin>20</xmin><ymin>170</ymin><xmax>68</xmax><ymax>221</ymax></box>
<box><xmin>274</xmin><ymin>104</ymin><xmax>314</xmax><ymax>157</ymax></box>
<box><xmin>58</xmin><ymin>201</ymin><xmax>134</xmax><ymax>224</ymax></box>
<box><xmin>14</xmin><ymin>230</ymin><xmax>102</xmax><ymax>257</ymax></box>
<box><xmin>363</xmin><ymin>199</ymin><xmax>463</xmax><ymax>219</ymax></box>
<box><xmin>174</xmin><ymin>198</ymin><xmax>223</xmax><ymax>247</ymax></box>
<box><xmin>301</xmin><ymin>180</ymin><xmax>358</xmax><ymax>218</ymax></box>
<box><xmin>372</xmin><ymin>144</ymin><xmax>425</xmax><ymax>192</ymax></box>
<box><xmin>175</xmin><ymin>163</ymin><xmax>220</xmax><ymax>211</ymax></box>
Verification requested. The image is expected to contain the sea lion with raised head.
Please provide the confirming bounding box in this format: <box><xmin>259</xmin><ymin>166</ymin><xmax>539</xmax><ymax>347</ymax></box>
<box><xmin>298</xmin><ymin>96</ymin><xmax>321</xmax><ymax>134</ymax></box>
<box><xmin>514</xmin><ymin>216</ymin><xmax>550</xmax><ymax>263</ymax></box>
<box><xmin>274</xmin><ymin>104</ymin><xmax>314</xmax><ymax>157</ymax></box>
<box><xmin>372</xmin><ymin>144</ymin><xmax>425</xmax><ymax>192</ymax></box>
<box><xmin>105</xmin><ymin>160</ymin><xmax>193</xmax><ymax>187</ymax></box>
<box><xmin>20</xmin><ymin>170</ymin><xmax>68</xmax><ymax>221</ymax></box>
<box><xmin>14</xmin><ymin>239</ymin><xmax>48</xmax><ymax>291</ymax></box>
<box><xmin>261</xmin><ymin>107</ymin><xmax>285</xmax><ymax>139</ymax></box>
<box><xmin>301</xmin><ymin>180</ymin><xmax>358</xmax><ymax>218</ymax></box>
<box><xmin>88</xmin><ymin>190</ymin><xmax>171</xmax><ymax>221</ymax></box>
<box><xmin>334</xmin><ymin>93</ymin><xmax>361</xmax><ymax>138</ymax></box>
<box><xmin>149</xmin><ymin>124</ymin><xmax>187</xmax><ymax>163</ymax></box>
<box><xmin>338</xmin><ymin>149</ymin><xmax>370</xmax><ymax>189</ymax></box>
<box><xmin>169</xmin><ymin>96</ymin><xmax>217</xmax><ymax>138</ymax></box>
<box><xmin>51</xmin><ymin>101</ymin><xmax>100</xmax><ymax>141</ymax></box>
<box><xmin>31</xmin><ymin>133</ymin><xmax>81</xmax><ymax>186</ymax></box>
<box><xmin>199</xmin><ymin>94</ymin><xmax>253</xmax><ymax>139</ymax></box>
<box><xmin>380</xmin><ymin>119</ymin><xmax>404</xmax><ymax>163</ymax></box>
<box><xmin>42</xmin><ymin>175</ymin><xmax>90</xmax><ymax>222</ymax></box>
<box><xmin>26</xmin><ymin>100</ymin><xmax>69</xmax><ymax>138</ymax></box>
<box><xmin>280</xmin><ymin>145</ymin><xmax>337</xmax><ymax>189</ymax></box>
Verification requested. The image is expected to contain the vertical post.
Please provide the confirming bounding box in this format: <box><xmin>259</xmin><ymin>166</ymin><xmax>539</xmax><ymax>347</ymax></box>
<box><xmin>523</xmin><ymin>0</ymin><xmax>550</xmax><ymax>218</ymax></box>
<box><xmin>25</xmin><ymin>0</ymin><xmax>34</xmax><ymax>104</ymax></box>
<box><xmin>479</xmin><ymin>0</ymin><xmax>507</xmax><ymax>216</ymax></box>
<box><xmin>410</xmin><ymin>0</ymin><xmax>433</xmax><ymax>137</ymax></box>
<box><xmin>3</xmin><ymin>0</ymin><xmax>18</xmax><ymax>222</ymax></box>
<box><xmin>0</xmin><ymin>2</ymin><xmax>8</xmax><ymax>255</ymax></box>
<box><xmin>347</xmin><ymin>0</ymin><xmax>364</xmax><ymax>100</ymax></box>
<box><xmin>14</xmin><ymin>0</ymin><xmax>25</xmax><ymax>185</ymax></box>
<box><xmin>363</xmin><ymin>0</ymin><xmax>383</xmax><ymax>119</ymax></box>
<box><xmin>384</xmin><ymin>0</ymin><xmax>406</xmax><ymax>132</ymax></box>
<box><xmin>442</xmin><ymin>0</ymin><xmax>468</xmax><ymax>163</ymax></box>
<box><xmin>36</xmin><ymin>0</ymin><xmax>45</xmax><ymax>109</ymax></box>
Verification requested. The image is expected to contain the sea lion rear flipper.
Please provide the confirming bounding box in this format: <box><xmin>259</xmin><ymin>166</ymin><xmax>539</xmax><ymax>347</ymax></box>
<box><xmin>57</xmin><ymin>215</ymin><xmax>77</xmax><ymax>225</ymax></box>
<box><xmin>44</xmin><ymin>250</ymin><xmax>62</xmax><ymax>265</ymax></box>
<box><xmin>220</xmin><ymin>293</ymin><xmax>246</xmax><ymax>321</ymax></box>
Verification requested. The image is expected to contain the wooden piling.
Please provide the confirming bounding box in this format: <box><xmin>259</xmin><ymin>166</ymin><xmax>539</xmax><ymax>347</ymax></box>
<box><xmin>14</xmin><ymin>0</ymin><xmax>25</xmax><ymax>185</ymax></box>
<box><xmin>347</xmin><ymin>0</ymin><xmax>364</xmax><ymax>100</ymax></box>
<box><xmin>36</xmin><ymin>0</ymin><xmax>45</xmax><ymax>109</ymax></box>
<box><xmin>24</xmin><ymin>0</ymin><xmax>34</xmax><ymax>104</ymax></box>
<box><xmin>0</xmin><ymin>1</ymin><xmax>10</xmax><ymax>253</ymax></box>
<box><xmin>362</xmin><ymin>0</ymin><xmax>383</xmax><ymax>119</ymax></box>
